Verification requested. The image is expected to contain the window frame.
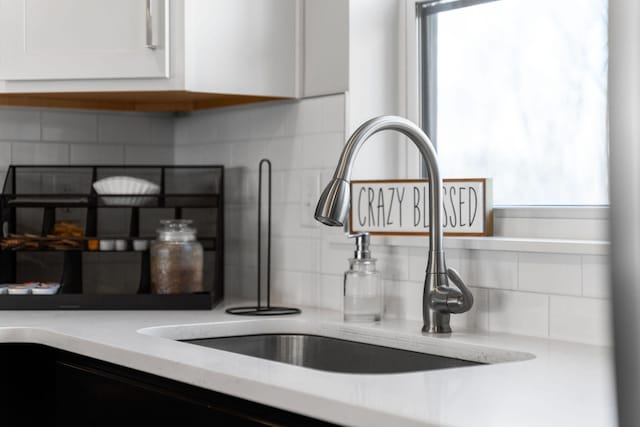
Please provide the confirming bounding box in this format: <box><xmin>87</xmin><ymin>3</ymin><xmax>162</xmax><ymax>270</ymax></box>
<box><xmin>417</xmin><ymin>0</ymin><xmax>500</xmax><ymax>151</ymax></box>
<box><xmin>403</xmin><ymin>0</ymin><xmax>610</xmax><ymax>214</ymax></box>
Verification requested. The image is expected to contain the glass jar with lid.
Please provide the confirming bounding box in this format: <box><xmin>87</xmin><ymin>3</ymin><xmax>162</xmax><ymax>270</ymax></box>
<box><xmin>150</xmin><ymin>219</ymin><xmax>203</xmax><ymax>294</ymax></box>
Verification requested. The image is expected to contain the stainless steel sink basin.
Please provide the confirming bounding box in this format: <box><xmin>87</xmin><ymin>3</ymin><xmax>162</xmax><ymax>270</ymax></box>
<box><xmin>183</xmin><ymin>333</ymin><xmax>482</xmax><ymax>374</ymax></box>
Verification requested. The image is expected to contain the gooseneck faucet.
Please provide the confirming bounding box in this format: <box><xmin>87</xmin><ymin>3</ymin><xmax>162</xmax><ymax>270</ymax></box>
<box><xmin>314</xmin><ymin>116</ymin><xmax>473</xmax><ymax>333</ymax></box>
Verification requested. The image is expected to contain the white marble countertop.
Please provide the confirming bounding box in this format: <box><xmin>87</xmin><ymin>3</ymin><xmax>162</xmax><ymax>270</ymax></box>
<box><xmin>0</xmin><ymin>301</ymin><xmax>617</xmax><ymax>427</ymax></box>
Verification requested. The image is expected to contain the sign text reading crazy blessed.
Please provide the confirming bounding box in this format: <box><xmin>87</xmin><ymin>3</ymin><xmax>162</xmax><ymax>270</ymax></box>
<box><xmin>349</xmin><ymin>179</ymin><xmax>492</xmax><ymax>236</ymax></box>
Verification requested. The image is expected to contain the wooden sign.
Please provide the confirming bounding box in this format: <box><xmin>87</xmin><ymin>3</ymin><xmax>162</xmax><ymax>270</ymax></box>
<box><xmin>349</xmin><ymin>179</ymin><xmax>492</xmax><ymax>236</ymax></box>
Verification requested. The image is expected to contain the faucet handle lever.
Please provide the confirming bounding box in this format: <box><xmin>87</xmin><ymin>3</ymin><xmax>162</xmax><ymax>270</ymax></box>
<box><xmin>446</xmin><ymin>267</ymin><xmax>474</xmax><ymax>313</ymax></box>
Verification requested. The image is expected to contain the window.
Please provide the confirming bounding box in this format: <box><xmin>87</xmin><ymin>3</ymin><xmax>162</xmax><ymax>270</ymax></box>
<box><xmin>419</xmin><ymin>0</ymin><xmax>608</xmax><ymax>205</ymax></box>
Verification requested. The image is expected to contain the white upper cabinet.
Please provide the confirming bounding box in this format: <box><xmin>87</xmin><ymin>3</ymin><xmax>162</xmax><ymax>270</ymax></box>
<box><xmin>0</xmin><ymin>0</ymin><xmax>169</xmax><ymax>80</ymax></box>
<box><xmin>0</xmin><ymin>0</ymin><xmax>347</xmax><ymax>110</ymax></box>
<box><xmin>184</xmin><ymin>0</ymin><xmax>298</xmax><ymax>97</ymax></box>
<box><xmin>303</xmin><ymin>0</ymin><xmax>348</xmax><ymax>97</ymax></box>
<box><xmin>0</xmin><ymin>0</ymin><xmax>299</xmax><ymax>99</ymax></box>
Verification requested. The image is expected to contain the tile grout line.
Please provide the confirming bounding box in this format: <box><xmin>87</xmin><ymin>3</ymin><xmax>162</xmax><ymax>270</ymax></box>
<box><xmin>487</xmin><ymin>288</ymin><xmax>493</xmax><ymax>333</ymax></box>
<box><xmin>515</xmin><ymin>251</ymin><xmax>520</xmax><ymax>291</ymax></box>
<box><xmin>580</xmin><ymin>254</ymin><xmax>585</xmax><ymax>296</ymax></box>
<box><xmin>547</xmin><ymin>294</ymin><xmax>551</xmax><ymax>338</ymax></box>
<box><xmin>96</xmin><ymin>114</ymin><xmax>101</xmax><ymax>145</ymax></box>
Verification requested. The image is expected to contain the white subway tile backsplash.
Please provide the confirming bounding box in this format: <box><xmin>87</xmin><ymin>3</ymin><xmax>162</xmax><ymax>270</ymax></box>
<box><xmin>450</xmin><ymin>286</ymin><xmax>490</xmax><ymax>333</ymax></box>
<box><xmin>99</xmin><ymin>114</ymin><xmax>151</xmax><ymax>144</ymax></box>
<box><xmin>409</xmin><ymin>254</ymin><xmax>427</xmax><ymax>282</ymax></box>
<box><xmin>550</xmin><ymin>296</ymin><xmax>612</xmax><ymax>345</ymax></box>
<box><xmin>42</xmin><ymin>111</ymin><xmax>97</xmax><ymax>142</ymax></box>
<box><xmin>408</xmin><ymin>247</ymin><xmax>470</xmax><ymax>282</ymax></box>
<box><xmin>518</xmin><ymin>252</ymin><xmax>582</xmax><ymax>296</ymax></box>
<box><xmin>489</xmin><ymin>290</ymin><xmax>549</xmax><ymax>338</ymax></box>
<box><xmin>225</xmin><ymin>264</ymin><xmax>258</xmax><ymax>299</ymax></box>
<box><xmin>214</xmin><ymin>108</ymin><xmax>250</xmax><ymax>141</ymax></box>
<box><xmin>225</xmin><ymin>204</ymin><xmax>258</xmax><ymax>244</ymax></box>
<box><xmin>230</xmin><ymin>140</ymin><xmax>268</xmax><ymax>169</ymax></box>
<box><xmin>224</xmin><ymin>168</ymin><xmax>257</xmax><ymax>205</ymax></box>
<box><xmin>266</xmin><ymin>137</ymin><xmax>299</xmax><ymax>170</ymax></box>
<box><xmin>272</xmin><ymin>170</ymin><xmax>302</xmax><ymax>203</ymax></box>
<box><xmin>271</xmin><ymin>237</ymin><xmax>319</xmax><ymax>273</ymax></box>
<box><xmin>468</xmin><ymin>250</ymin><xmax>518</xmax><ymax>289</ymax></box>
<box><xmin>291</xmin><ymin>97</ymin><xmax>325</xmax><ymax>135</ymax></box>
<box><xmin>180</xmin><ymin>93</ymin><xmax>616</xmax><ymax>346</ymax></box>
<box><xmin>408</xmin><ymin>247</ymin><xmax>428</xmax><ymax>282</ymax></box>
<box><xmin>71</xmin><ymin>144</ymin><xmax>124</xmax><ymax>165</ymax></box>
<box><xmin>271</xmin><ymin>269</ymin><xmax>319</xmax><ymax>307</ymax></box>
<box><xmin>271</xmin><ymin>203</ymin><xmax>318</xmax><ymax>239</ymax></box>
<box><xmin>0</xmin><ymin>94</ymin><xmax>608</xmax><ymax>346</ymax></box>
<box><xmin>446</xmin><ymin>249</ymin><xmax>471</xmax><ymax>279</ymax></box>
<box><xmin>375</xmin><ymin>245</ymin><xmax>409</xmax><ymax>281</ymax></box>
<box><xmin>322</xmin><ymin>95</ymin><xmax>346</xmax><ymax>134</ymax></box>
<box><xmin>175</xmin><ymin>142</ymin><xmax>232</xmax><ymax>166</ymax></box>
<box><xmin>583</xmin><ymin>255</ymin><xmax>610</xmax><ymax>299</ymax></box>
<box><xmin>248</xmin><ymin>102</ymin><xmax>294</xmax><ymax>140</ymax></box>
<box><xmin>0</xmin><ymin>109</ymin><xmax>40</xmax><ymax>141</ymax></box>
<box><xmin>176</xmin><ymin>112</ymin><xmax>219</xmax><ymax>145</ymax></box>
<box><xmin>297</xmin><ymin>132</ymin><xmax>344</xmax><ymax>169</ymax></box>
<box><xmin>0</xmin><ymin>142</ymin><xmax>12</xmax><ymax>168</ymax></box>
<box><xmin>299</xmin><ymin>170</ymin><xmax>322</xmax><ymax>229</ymax></box>
<box><xmin>320</xmin><ymin>240</ymin><xmax>353</xmax><ymax>276</ymax></box>
<box><xmin>318</xmin><ymin>274</ymin><xmax>343</xmax><ymax>312</ymax></box>
<box><xmin>150</xmin><ymin>117</ymin><xmax>175</xmax><ymax>146</ymax></box>
<box><xmin>125</xmin><ymin>145</ymin><xmax>173</xmax><ymax>164</ymax></box>
<box><xmin>384</xmin><ymin>280</ymin><xmax>423</xmax><ymax>321</ymax></box>
<box><xmin>12</xmin><ymin>142</ymin><xmax>69</xmax><ymax>164</ymax></box>
<box><xmin>225</xmin><ymin>238</ymin><xmax>257</xmax><ymax>268</ymax></box>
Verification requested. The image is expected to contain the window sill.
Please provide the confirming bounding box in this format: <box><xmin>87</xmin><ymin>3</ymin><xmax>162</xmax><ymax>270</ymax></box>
<box><xmin>329</xmin><ymin>206</ymin><xmax>609</xmax><ymax>255</ymax></box>
<box><xmin>493</xmin><ymin>205</ymin><xmax>608</xmax><ymax>219</ymax></box>
<box><xmin>328</xmin><ymin>234</ymin><xmax>609</xmax><ymax>256</ymax></box>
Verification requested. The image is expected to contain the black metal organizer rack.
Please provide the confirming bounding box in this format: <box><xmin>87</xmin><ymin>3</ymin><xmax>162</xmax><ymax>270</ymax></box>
<box><xmin>0</xmin><ymin>165</ymin><xmax>224</xmax><ymax>309</ymax></box>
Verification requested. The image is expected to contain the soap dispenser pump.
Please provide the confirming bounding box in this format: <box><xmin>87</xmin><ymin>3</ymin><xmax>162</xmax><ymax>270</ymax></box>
<box><xmin>343</xmin><ymin>233</ymin><xmax>383</xmax><ymax>322</ymax></box>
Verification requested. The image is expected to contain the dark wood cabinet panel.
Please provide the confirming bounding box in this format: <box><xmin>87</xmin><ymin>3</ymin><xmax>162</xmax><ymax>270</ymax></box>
<box><xmin>0</xmin><ymin>344</ymin><xmax>336</xmax><ymax>427</ymax></box>
<box><xmin>0</xmin><ymin>343</ymin><xmax>56</xmax><ymax>425</ymax></box>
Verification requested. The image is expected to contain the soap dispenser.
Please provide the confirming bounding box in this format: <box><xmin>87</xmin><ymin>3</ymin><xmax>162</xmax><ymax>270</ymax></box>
<box><xmin>343</xmin><ymin>233</ymin><xmax>383</xmax><ymax>322</ymax></box>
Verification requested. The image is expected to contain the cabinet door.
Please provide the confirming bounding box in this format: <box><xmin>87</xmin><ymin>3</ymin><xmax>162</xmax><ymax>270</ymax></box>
<box><xmin>184</xmin><ymin>0</ymin><xmax>298</xmax><ymax>97</ymax></box>
<box><xmin>0</xmin><ymin>0</ymin><xmax>169</xmax><ymax>80</ymax></box>
<box><xmin>55</xmin><ymin>361</ymin><xmax>259</xmax><ymax>425</ymax></box>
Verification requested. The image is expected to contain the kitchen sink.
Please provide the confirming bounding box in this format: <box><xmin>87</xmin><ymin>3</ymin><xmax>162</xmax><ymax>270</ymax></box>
<box><xmin>183</xmin><ymin>333</ymin><xmax>481</xmax><ymax>374</ymax></box>
<box><xmin>139</xmin><ymin>319</ymin><xmax>535</xmax><ymax>374</ymax></box>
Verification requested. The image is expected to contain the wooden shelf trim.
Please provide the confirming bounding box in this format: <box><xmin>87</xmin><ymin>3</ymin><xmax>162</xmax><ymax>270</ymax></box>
<box><xmin>0</xmin><ymin>90</ymin><xmax>285</xmax><ymax>112</ymax></box>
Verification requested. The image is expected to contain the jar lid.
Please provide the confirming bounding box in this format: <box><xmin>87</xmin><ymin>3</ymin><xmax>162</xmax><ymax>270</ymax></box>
<box><xmin>156</xmin><ymin>219</ymin><xmax>197</xmax><ymax>242</ymax></box>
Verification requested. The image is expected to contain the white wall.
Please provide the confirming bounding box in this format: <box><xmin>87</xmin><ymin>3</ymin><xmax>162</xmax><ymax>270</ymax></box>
<box><xmin>0</xmin><ymin>96</ymin><xmax>611</xmax><ymax>346</ymax></box>
<box><xmin>347</xmin><ymin>0</ymin><xmax>406</xmax><ymax>180</ymax></box>
<box><xmin>0</xmin><ymin>0</ymin><xmax>612</xmax><ymax>346</ymax></box>
<box><xmin>174</xmin><ymin>95</ymin><xmax>349</xmax><ymax>308</ymax></box>
<box><xmin>173</xmin><ymin>94</ymin><xmax>611</xmax><ymax>346</ymax></box>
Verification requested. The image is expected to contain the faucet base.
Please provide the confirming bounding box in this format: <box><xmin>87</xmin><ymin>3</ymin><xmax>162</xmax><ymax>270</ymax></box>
<box><xmin>422</xmin><ymin>325</ymin><xmax>452</xmax><ymax>334</ymax></box>
<box><xmin>422</xmin><ymin>311</ymin><xmax>452</xmax><ymax>334</ymax></box>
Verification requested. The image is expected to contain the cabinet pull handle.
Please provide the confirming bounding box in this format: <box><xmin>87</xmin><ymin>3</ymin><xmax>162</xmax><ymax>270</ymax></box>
<box><xmin>145</xmin><ymin>0</ymin><xmax>157</xmax><ymax>50</ymax></box>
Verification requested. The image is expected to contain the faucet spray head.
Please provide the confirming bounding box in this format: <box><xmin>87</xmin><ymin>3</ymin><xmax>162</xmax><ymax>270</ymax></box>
<box><xmin>314</xmin><ymin>178</ymin><xmax>350</xmax><ymax>226</ymax></box>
